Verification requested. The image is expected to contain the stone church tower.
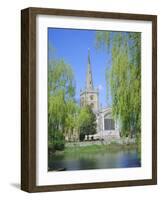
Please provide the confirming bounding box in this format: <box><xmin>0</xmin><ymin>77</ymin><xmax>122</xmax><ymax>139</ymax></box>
<box><xmin>80</xmin><ymin>49</ymin><xmax>99</xmax><ymax>111</ymax></box>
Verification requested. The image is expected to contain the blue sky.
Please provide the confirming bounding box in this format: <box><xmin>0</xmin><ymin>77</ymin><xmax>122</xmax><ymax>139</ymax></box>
<box><xmin>48</xmin><ymin>28</ymin><xmax>112</xmax><ymax>107</ymax></box>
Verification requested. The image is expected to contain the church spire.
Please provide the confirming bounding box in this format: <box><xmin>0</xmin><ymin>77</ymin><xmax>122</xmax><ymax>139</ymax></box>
<box><xmin>86</xmin><ymin>48</ymin><xmax>93</xmax><ymax>90</ymax></box>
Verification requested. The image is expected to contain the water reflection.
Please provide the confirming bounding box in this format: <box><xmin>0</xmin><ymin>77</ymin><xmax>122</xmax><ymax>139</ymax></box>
<box><xmin>49</xmin><ymin>148</ymin><xmax>141</xmax><ymax>171</ymax></box>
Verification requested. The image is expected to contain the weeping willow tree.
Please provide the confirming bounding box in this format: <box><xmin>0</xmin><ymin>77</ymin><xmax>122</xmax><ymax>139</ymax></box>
<box><xmin>48</xmin><ymin>57</ymin><xmax>77</xmax><ymax>152</ymax></box>
<box><xmin>96</xmin><ymin>31</ymin><xmax>141</xmax><ymax>150</ymax></box>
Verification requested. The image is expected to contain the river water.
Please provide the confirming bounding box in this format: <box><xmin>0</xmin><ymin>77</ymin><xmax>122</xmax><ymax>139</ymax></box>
<box><xmin>48</xmin><ymin>148</ymin><xmax>141</xmax><ymax>171</ymax></box>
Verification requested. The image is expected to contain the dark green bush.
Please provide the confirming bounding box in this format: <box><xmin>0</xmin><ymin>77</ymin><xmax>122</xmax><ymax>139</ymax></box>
<box><xmin>79</xmin><ymin>131</ymin><xmax>85</xmax><ymax>141</ymax></box>
<box><xmin>53</xmin><ymin>131</ymin><xmax>65</xmax><ymax>151</ymax></box>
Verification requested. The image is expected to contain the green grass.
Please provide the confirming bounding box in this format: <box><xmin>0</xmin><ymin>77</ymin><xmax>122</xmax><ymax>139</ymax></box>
<box><xmin>55</xmin><ymin>143</ymin><xmax>138</xmax><ymax>156</ymax></box>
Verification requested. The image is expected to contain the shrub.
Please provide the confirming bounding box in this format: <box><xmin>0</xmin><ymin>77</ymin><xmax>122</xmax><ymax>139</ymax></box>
<box><xmin>53</xmin><ymin>131</ymin><xmax>65</xmax><ymax>150</ymax></box>
<box><xmin>48</xmin><ymin>130</ymin><xmax>65</xmax><ymax>152</ymax></box>
<box><xmin>79</xmin><ymin>131</ymin><xmax>85</xmax><ymax>141</ymax></box>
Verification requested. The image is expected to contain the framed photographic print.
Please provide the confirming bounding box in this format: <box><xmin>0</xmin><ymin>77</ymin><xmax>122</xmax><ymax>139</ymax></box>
<box><xmin>21</xmin><ymin>7</ymin><xmax>157</xmax><ymax>192</ymax></box>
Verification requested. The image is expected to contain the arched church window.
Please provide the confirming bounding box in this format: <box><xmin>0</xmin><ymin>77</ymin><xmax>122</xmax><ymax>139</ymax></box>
<box><xmin>90</xmin><ymin>95</ymin><xmax>93</xmax><ymax>100</ymax></box>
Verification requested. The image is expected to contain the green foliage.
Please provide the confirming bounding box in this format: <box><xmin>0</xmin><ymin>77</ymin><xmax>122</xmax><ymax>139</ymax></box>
<box><xmin>48</xmin><ymin>56</ymin><xmax>76</xmax><ymax>151</ymax></box>
<box><xmin>95</xmin><ymin>31</ymin><xmax>111</xmax><ymax>50</ymax></box>
<box><xmin>78</xmin><ymin>106</ymin><xmax>97</xmax><ymax>141</ymax></box>
<box><xmin>96</xmin><ymin>31</ymin><xmax>141</xmax><ymax>147</ymax></box>
<box><xmin>48</xmin><ymin>59</ymin><xmax>75</xmax><ymax>100</ymax></box>
<box><xmin>53</xmin><ymin>131</ymin><xmax>65</xmax><ymax>150</ymax></box>
<box><xmin>105</xmin><ymin>66</ymin><xmax>110</xmax><ymax>105</ymax></box>
<box><xmin>65</xmin><ymin>100</ymin><xmax>80</xmax><ymax>141</ymax></box>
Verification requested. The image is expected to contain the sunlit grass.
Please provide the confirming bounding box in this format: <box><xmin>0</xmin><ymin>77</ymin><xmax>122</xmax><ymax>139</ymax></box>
<box><xmin>62</xmin><ymin>143</ymin><xmax>138</xmax><ymax>155</ymax></box>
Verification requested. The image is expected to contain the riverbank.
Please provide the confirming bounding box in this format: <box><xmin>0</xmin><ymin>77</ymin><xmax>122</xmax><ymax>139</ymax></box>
<box><xmin>54</xmin><ymin>142</ymin><xmax>138</xmax><ymax>156</ymax></box>
<box><xmin>66</xmin><ymin>137</ymin><xmax>136</xmax><ymax>147</ymax></box>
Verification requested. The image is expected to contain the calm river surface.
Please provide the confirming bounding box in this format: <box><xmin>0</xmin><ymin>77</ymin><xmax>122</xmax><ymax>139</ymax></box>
<box><xmin>48</xmin><ymin>147</ymin><xmax>141</xmax><ymax>171</ymax></box>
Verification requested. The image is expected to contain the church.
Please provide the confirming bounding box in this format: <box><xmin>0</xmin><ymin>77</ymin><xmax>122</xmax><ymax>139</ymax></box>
<box><xmin>80</xmin><ymin>49</ymin><xmax>120</xmax><ymax>141</ymax></box>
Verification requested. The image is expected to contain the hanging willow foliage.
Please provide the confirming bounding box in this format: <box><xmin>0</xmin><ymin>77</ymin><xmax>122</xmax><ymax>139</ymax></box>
<box><xmin>96</xmin><ymin>31</ymin><xmax>141</xmax><ymax>140</ymax></box>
